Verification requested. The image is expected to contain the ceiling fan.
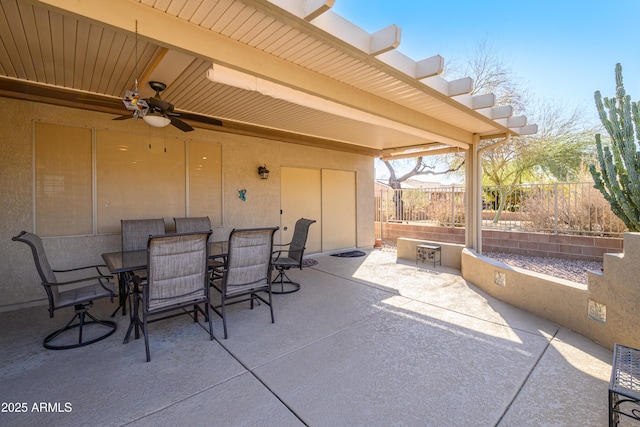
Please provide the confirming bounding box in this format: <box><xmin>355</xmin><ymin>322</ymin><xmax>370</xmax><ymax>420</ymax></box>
<box><xmin>114</xmin><ymin>81</ymin><xmax>222</xmax><ymax>132</ymax></box>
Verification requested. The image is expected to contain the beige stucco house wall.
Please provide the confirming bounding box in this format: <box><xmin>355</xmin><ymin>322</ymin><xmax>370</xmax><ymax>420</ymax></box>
<box><xmin>1</xmin><ymin>96</ymin><xmax>375</xmax><ymax>310</ymax></box>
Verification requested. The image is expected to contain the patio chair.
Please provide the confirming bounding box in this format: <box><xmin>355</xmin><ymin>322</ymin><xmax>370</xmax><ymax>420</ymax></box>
<box><xmin>117</xmin><ymin>219</ymin><xmax>166</xmax><ymax>315</ymax></box>
<box><xmin>12</xmin><ymin>231</ymin><xmax>117</xmax><ymax>350</ymax></box>
<box><xmin>174</xmin><ymin>216</ymin><xmax>225</xmax><ymax>280</ymax></box>
<box><xmin>122</xmin><ymin>218</ymin><xmax>166</xmax><ymax>251</ymax></box>
<box><xmin>210</xmin><ymin>227</ymin><xmax>278</xmax><ymax>339</ymax></box>
<box><xmin>272</xmin><ymin>218</ymin><xmax>316</xmax><ymax>294</ymax></box>
<box><xmin>134</xmin><ymin>231</ymin><xmax>213</xmax><ymax>362</ymax></box>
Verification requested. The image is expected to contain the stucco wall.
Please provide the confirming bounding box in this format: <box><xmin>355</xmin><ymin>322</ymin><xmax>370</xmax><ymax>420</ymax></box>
<box><xmin>461</xmin><ymin>249</ymin><xmax>590</xmax><ymax>337</ymax></box>
<box><xmin>1</xmin><ymin>97</ymin><xmax>374</xmax><ymax>310</ymax></box>
<box><xmin>396</xmin><ymin>237</ymin><xmax>464</xmax><ymax>270</ymax></box>
<box><xmin>461</xmin><ymin>233</ymin><xmax>640</xmax><ymax>351</ymax></box>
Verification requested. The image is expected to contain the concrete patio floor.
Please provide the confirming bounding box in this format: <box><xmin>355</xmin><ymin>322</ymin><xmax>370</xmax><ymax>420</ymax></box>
<box><xmin>0</xmin><ymin>249</ymin><xmax>613</xmax><ymax>426</ymax></box>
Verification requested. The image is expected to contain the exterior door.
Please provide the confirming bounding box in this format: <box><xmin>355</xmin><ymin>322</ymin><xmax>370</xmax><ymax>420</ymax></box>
<box><xmin>280</xmin><ymin>167</ymin><xmax>321</xmax><ymax>253</ymax></box>
<box><xmin>321</xmin><ymin>169</ymin><xmax>356</xmax><ymax>251</ymax></box>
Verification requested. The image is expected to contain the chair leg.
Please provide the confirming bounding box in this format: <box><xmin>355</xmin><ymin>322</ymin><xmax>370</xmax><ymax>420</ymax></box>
<box><xmin>77</xmin><ymin>310</ymin><xmax>85</xmax><ymax>345</ymax></box>
<box><xmin>205</xmin><ymin>303</ymin><xmax>214</xmax><ymax>341</ymax></box>
<box><xmin>221</xmin><ymin>295</ymin><xmax>228</xmax><ymax>339</ymax></box>
<box><xmin>110</xmin><ymin>272</ymin><xmax>129</xmax><ymax>317</ymax></box>
<box><xmin>268</xmin><ymin>288</ymin><xmax>275</xmax><ymax>324</ymax></box>
<box><xmin>143</xmin><ymin>312</ymin><xmax>151</xmax><ymax>362</ymax></box>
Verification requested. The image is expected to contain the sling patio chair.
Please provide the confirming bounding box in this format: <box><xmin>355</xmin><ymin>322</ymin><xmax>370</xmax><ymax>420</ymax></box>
<box><xmin>272</xmin><ymin>218</ymin><xmax>316</xmax><ymax>294</ymax></box>
<box><xmin>12</xmin><ymin>231</ymin><xmax>117</xmax><ymax>349</ymax></box>
<box><xmin>174</xmin><ymin>216</ymin><xmax>225</xmax><ymax>280</ymax></box>
<box><xmin>132</xmin><ymin>231</ymin><xmax>214</xmax><ymax>362</ymax></box>
<box><xmin>116</xmin><ymin>218</ymin><xmax>166</xmax><ymax>316</ymax></box>
<box><xmin>210</xmin><ymin>227</ymin><xmax>278</xmax><ymax>339</ymax></box>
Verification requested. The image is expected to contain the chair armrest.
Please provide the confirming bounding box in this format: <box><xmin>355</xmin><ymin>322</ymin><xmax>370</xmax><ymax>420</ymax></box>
<box><xmin>45</xmin><ymin>275</ymin><xmax>116</xmax><ymax>294</ymax></box>
<box><xmin>53</xmin><ymin>264</ymin><xmax>110</xmax><ymax>275</ymax></box>
<box><xmin>272</xmin><ymin>250</ymin><xmax>288</xmax><ymax>261</ymax></box>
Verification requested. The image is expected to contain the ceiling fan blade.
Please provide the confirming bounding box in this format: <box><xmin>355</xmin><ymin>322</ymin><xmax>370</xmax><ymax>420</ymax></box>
<box><xmin>169</xmin><ymin>117</ymin><xmax>194</xmax><ymax>132</ymax></box>
<box><xmin>177</xmin><ymin>111</ymin><xmax>223</xmax><ymax>127</ymax></box>
<box><xmin>146</xmin><ymin>97</ymin><xmax>173</xmax><ymax>113</ymax></box>
<box><xmin>113</xmin><ymin>114</ymin><xmax>133</xmax><ymax>121</ymax></box>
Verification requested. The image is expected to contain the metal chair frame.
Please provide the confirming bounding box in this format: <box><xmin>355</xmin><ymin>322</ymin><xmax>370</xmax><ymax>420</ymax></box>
<box><xmin>113</xmin><ymin>218</ymin><xmax>166</xmax><ymax>317</ymax></box>
<box><xmin>210</xmin><ymin>227</ymin><xmax>278</xmax><ymax>339</ymax></box>
<box><xmin>131</xmin><ymin>231</ymin><xmax>213</xmax><ymax>362</ymax></box>
<box><xmin>12</xmin><ymin>231</ymin><xmax>117</xmax><ymax>350</ymax></box>
<box><xmin>272</xmin><ymin>218</ymin><xmax>316</xmax><ymax>294</ymax></box>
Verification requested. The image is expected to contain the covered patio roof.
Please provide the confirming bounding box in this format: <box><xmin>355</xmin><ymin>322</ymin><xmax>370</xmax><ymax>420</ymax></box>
<box><xmin>0</xmin><ymin>0</ymin><xmax>536</xmax><ymax>157</ymax></box>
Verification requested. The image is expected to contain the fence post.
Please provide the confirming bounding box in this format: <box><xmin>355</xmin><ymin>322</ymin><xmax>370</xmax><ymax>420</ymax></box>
<box><xmin>379</xmin><ymin>189</ymin><xmax>384</xmax><ymax>239</ymax></box>
<box><xmin>554</xmin><ymin>182</ymin><xmax>559</xmax><ymax>235</ymax></box>
<box><xmin>451</xmin><ymin>184</ymin><xmax>455</xmax><ymax>227</ymax></box>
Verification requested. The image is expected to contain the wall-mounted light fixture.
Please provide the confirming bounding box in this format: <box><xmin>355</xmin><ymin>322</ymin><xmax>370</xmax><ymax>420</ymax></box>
<box><xmin>258</xmin><ymin>165</ymin><xmax>270</xmax><ymax>179</ymax></box>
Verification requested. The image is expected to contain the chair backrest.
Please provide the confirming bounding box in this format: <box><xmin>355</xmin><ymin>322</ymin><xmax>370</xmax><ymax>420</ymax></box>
<box><xmin>122</xmin><ymin>219</ymin><xmax>166</xmax><ymax>251</ymax></box>
<box><xmin>224</xmin><ymin>227</ymin><xmax>278</xmax><ymax>295</ymax></box>
<box><xmin>12</xmin><ymin>231</ymin><xmax>59</xmax><ymax>306</ymax></box>
<box><xmin>288</xmin><ymin>218</ymin><xmax>316</xmax><ymax>263</ymax></box>
<box><xmin>145</xmin><ymin>232</ymin><xmax>211</xmax><ymax>312</ymax></box>
<box><xmin>174</xmin><ymin>217</ymin><xmax>211</xmax><ymax>239</ymax></box>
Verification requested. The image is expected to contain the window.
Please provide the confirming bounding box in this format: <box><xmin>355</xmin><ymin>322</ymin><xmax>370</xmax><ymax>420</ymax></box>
<box><xmin>34</xmin><ymin>123</ymin><xmax>223</xmax><ymax>236</ymax></box>
<box><xmin>35</xmin><ymin>122</ymin><xmax>92</xmax><ymax>236</ymax></box>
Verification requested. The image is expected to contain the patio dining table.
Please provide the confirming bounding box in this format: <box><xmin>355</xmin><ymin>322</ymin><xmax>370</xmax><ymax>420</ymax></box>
<box><xmin>101</xmin><ymin>241</ymin><xmax>228</xmax><ymax>340</ymax></box>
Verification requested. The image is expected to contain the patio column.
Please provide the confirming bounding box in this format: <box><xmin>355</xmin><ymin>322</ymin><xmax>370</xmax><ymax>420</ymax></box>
<box><xmin>465</xmin><ymin>134</ymin><xmax>482</xmax><ymax>253</ymax></box>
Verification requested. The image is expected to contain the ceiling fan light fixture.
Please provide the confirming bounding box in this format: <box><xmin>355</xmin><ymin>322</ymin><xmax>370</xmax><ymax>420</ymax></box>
<box><xmin>143</xmin><ymin>112</ymin><xmax>171</xmax><ymax>128</ymax></box>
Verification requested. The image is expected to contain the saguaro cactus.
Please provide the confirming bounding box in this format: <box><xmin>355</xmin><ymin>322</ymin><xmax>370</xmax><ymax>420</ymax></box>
<box><xmin>589</xmin><ymin>63</ymin><xmax>640</xmax><ymax>231</ymax></box>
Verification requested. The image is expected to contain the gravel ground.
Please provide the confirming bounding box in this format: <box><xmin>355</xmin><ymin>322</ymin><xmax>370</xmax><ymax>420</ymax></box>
<box><xmin>483</xmin><ymin>252</ymin><xmax>602</xmax><ymax>285</ymax></box>
<box><xmin>379</xmin><ymin>240</ymin><xmax>601</xmax><ymax>284</ymax></box>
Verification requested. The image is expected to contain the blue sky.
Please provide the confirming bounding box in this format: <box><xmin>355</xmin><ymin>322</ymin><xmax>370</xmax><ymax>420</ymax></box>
<box><xmin>333</xmin><ymin>1</ymin><xmax>640</xmax><ymax>125</ymax></box>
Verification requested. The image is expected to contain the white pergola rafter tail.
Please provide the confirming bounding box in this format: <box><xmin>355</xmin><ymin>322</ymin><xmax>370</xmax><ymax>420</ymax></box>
<box><xmin>451</xmin><ymin>93</ymin><xmax>496</xmax><ymax>110</ymax></box>
<box><xmin>495</xmin><ymin>116</ymin><xmax>527</xmax><ymax>128</ymax></box>
<box><xmin>472</xmin><ymin>94</ymin><xmax>496</xmax><ymax>110</ymax></box>
<box><xmin>375</xmin><ymin>50</ymin><xmax>419</xmax><ymax>77</ymax></box>
<box><xmin>421</xmin><ymin>75</ymin><xmax>473</xmax><ymax>97</ymax></box>
<box><xmin>477</xmin><ymin>105</ymin><xmax>514</xmax><ymax>120</ymax></box>
<box><xmin>415</xmin><ymin>55</ymin><xmax>444</xmax><ymax>79</ymax></box>
<box><xmin>370</xmin><ymin>24</ymin><xmax>401</xmax><ymax>56</ymax></box>
<box><xmin>307</xmin><ymin>10</ymin><xmax>372</xmax><ymax>52</ymax></box>
<box><xmin>448</xmin><ymin>77</ymin><xmax>473</xmax><ymax>97</ymax></box>
<box><xmin>512</xmin><ymin>124</ymin><xmax>538</xmax><ymax>135</ymax></box>
<box><xmin>304</xmin><ymin>0</ymin><xmax>335</xmax><ymax>21</ymax></box>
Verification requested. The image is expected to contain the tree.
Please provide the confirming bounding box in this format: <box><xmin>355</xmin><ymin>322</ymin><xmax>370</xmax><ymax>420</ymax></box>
<box><xmin>380</xmin><ymin>40</ymin><xmax>520</xmax><ymax>190</ymax></box>
<box><xmin>382</xmin><ymin>156</ymin><xmax>463</xmax><ymax>220</ymax></box>
<box><xmin>480</xmin><ymin>100</ymin><xmax>595</xmax><ymax>222</ymax></box>
<box><xmin>589</xmin><ymin>63</ymin><xmax>640</xmax><ymax>231</ymax></box>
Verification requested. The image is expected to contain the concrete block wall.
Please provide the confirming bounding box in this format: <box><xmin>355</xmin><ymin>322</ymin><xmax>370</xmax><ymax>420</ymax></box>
<box><xmin>379</xmin><ymin>223</ymin><xmax>465</xmax><ymax>245</ymax></box>
<box><xmin>482</xmin><ymin>230</ymin><xmax>623</xmax><ymax>262</ymax></box>
<box><xmin>378</xmin><ymin>222</ymin><xmax>622</xmax><ymax>262</ymax></box>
